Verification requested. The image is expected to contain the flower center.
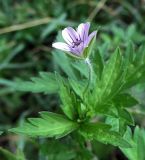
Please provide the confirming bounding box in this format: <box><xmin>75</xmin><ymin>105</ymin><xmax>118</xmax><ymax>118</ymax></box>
<box><xmin>72</xmin><ymin>39</ymin><xmax>83</xmax><ymax>48</ymax></box>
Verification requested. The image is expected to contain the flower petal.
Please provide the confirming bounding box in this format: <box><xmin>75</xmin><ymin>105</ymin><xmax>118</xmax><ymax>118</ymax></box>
<box><xmin>62</xmin><ymin>27</ymin><xmax>79</xmax><ymax>45</ymax></box>
<box><xmin>52</xmin><ymin>42</ymin><xmax>71</xmax><ymax>52</ymax></box>
<box><xmin>71</xmin><ymin>48</ymin><xmax>80</xmax><ymax>55</ymax></box>
<box><xmin>77</xmin><ymin>22</ymin><xmax>90</xmax><ymax>41</ymax></box>
<box><xmin>86</xmin><ymin>31</ymin><xmax>97</xmax><ymax>46</ymax></box>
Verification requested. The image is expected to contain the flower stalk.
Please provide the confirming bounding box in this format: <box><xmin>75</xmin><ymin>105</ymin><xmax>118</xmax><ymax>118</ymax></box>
<box><xmin>83</xmin><ymin>58</ymin><xmax>93</xmax><ymax>99</ymax></box>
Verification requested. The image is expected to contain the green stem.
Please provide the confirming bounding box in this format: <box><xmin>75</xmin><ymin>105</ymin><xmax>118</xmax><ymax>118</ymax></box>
<box><xmin>83</xmin><ymin>58</ymin><xmax>92</xmax><ymax>99</ymax></box>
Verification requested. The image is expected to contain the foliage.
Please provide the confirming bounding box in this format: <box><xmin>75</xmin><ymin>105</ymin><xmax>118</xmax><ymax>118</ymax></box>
<box><xmin>120</xmin><ymin>127</ymin><xmax>145</xmax><ymax>160</ymax></box>
<box><xmin>8</xmin><ymin>42</ymin><xmax>145</xmax><ymax>149</ymax></box>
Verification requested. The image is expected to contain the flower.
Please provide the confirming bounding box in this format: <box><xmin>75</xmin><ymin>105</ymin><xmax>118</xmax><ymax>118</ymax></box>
<box><xmin>52</xmin><ymin>22</ymin><xmax>97</xmax><ymax>59</ymax></box>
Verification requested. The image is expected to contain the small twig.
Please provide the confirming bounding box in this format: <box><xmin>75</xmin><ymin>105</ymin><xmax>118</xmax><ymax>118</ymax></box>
<box><xmin>0</xmin><ymin>17</ymin><xmax>52</xmax><ymax>35</ymax></box>
<box><xmin>86</xmin><ymin>140</ymin><xmax>92</xmax><ymax>151</ymax></box>
<box><xmin>0</xmin><ymin>17</ymin><xmax>77</xmax><ymax>35</ymax></box>
<box><xmin>87</xmin><ymin>0</ymin><xmax>108</xmax><ymax>22</ymax></box>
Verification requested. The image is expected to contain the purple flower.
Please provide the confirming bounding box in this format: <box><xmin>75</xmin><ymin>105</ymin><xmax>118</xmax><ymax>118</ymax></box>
<box><xmin>52</xmin><ymin>22</ymin><xmax>97</xmax><ymax>58</ymax></box>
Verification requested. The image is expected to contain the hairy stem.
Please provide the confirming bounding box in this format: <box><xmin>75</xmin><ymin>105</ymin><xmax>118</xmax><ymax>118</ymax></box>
<box><xmin>83</xmin><ymin>58</ymin><xmax>93</xmax><ymax>99</ymax></box>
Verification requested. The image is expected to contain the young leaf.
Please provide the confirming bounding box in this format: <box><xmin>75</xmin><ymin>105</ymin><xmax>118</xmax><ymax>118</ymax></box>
<box><xmin>122</xmin><ymin>44</ymin><xmax>145</xmax><ymax>90</ymax></box>
<box><xmin>120</xmin><ymin>127</ymin><xmax>145</xmax><ymax>160</ymax></box>
<box><xmin>52</xmin><ymin>51</ymin><xmax>77</xmax><ymax>80</ymax></box>
<box><xmin>68</xmin><ymin>78</ymin><xmax>84</xmax><ymax>99</ymax></box>
<box><xmin>0</xmin><ymin>147</ymin><xmax>17</xmax><ymax>160</ymax></box>
<box><xmin>0</xmin><ymin>147</ymin><xmax>25</xmax><ymax>160</ymax></box>
<box><xmin>106</xmin><ymin>108</ymin><xmax>134</xmax><ymax>135</ymax></box>
<box><xmin>92</xmin><ymin>49</ymin><xmax>104</xmax><ymax>80</ymax></box>
<box><xmin>80</xmin><ymin>123</ymin><xmax>131</xmax><ymax>148</ymax></box>
<box><xmin>56</xmin><ymin>74</ymin><xmax>77</xmax><ymax>120</ymax></box>
<box><xmin>123</xmin><ymin>64</ymin><xmax>145</xmax><ymax>90</ymax></box>
<box><xmin>113</xmin><ymin>93</ymin><xmax>139</xmax><ymax>108</ymax></box>
<box><xmin>40</xmin><ymin>140</ymin><xmax>76</xmax><ymax>160</ymax></box>
<box><xmin>92</xmin><ymin>48</ymin><xmax>124</xmax><ymax>109</ymax></box>
<box><xmin>9</xmin><ymin>112</ymin><xmax>79</xmax><ymax>138</ymax></box>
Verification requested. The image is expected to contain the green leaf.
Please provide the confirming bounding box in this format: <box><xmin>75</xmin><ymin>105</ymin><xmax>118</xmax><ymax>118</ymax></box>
<box><xmin>92</xmin><ymin>49</ymin><xmax>104</xmax><ymax>80</ymax></box>
<box><xmin>113</xmin><ymin>93</ymin><xmax>139</xmax><ymax>108</ymax></box>
<box><xmin>52</xmin><ymin>51</ymin><xmax>77</xmax><ymax>80</ymax></box>
<box><xmin>40</xmin><ymin>140</ymin><xmax>76</xmax><ymax>160</ymax></box>
<box><xmin>0</xmin><ymin>131</ymin><xmax>3</xmax><ymax>135</ymax></box>
<box><xmin>13</xmin><ymin>72</ymin><xmax>58</xmax><ymax>93</ymax></box>
<box><xmin>120</xmin><ymin>127</ymin><xmax>145</xmax><ymax>160</ymax></box>
<box><xmin>125</xmin><ymin>42</ymin><xmax>135</xmax><ymax>64</ymax></box>
<box><xmin>56</xmin><ymin>74</ymin><xmax>77</xmax><ymax>120</ymax></box>
<box><xmin>72</xmin><ymin>60</ymin><xmax>88</xmax><ymax>78</ymax></box>
<box><xmin>0</xmin><ymin>148</ymin><xmax>25</xmax><ymax>160</ymax></box>
<box><xmin>9</xmin><ymin>112</ymin><xmax>79</xmax><ymax>138</ymax></box>
<box><xmin>68</xmin><ymin>78</ymin><xmax>84</xmax><ymax>99</ymax></box>
<box><xmin>118</xmin><ymin>109</ymin><xmax>134</xmax><ymax>126</ymax></box>
<box><xmin>80</xmin><ymin>122</ymin><xmax>131</xmax><ymax>148</ymax></box>
<box><xmin>94</xmin><ymin>103</ymin><xmax>118</xmax><ymax>117</ymax></box>
<box><xmin>106</xmin><ymin>108</ymin><xmax>134</xmax><ymax>135</ymax></box>
<box><xmin>122</xmin><ymin>44</ymin><xmax>145</xmax><ymax>90</ymax></box>
<box><xmin>134</xmin><ymin>45</ymin><xmax>145</xmax><ymax>66</ymax></box>
<box><xmin>123</xmin><ymin>64</ymin><xmax>145</xmax><ymax>89</ymax></box>
<box><xmin>0</xmin><ymin>147</ymin><xmax>17</xmax><ymax>160</ymax></box>
<box><xmin>93</xmin><ymin>48</ymin><xmax>124</xmax><ymax>108</ymax></box>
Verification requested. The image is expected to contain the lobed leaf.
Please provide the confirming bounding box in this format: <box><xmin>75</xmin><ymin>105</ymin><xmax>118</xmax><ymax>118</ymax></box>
<box><xmin>92</xmin><ymin>48</ymin><xmax>124</xmax><ymax>110</ymax></box>
<box><xmin>120</xmin><ymin>127</ymin><xmax>145</xmax><ymax>160</ymax></box>
<box><xmin>113</xmin><ymin>93</ymin><xmax>139</xmax><ymax>108</ymax></box>
<box><xmin>56</xmin><ymin>74</ymin><xmax>77</xmax><ymax>120</ymax></box>
<box><xmin>9</xmin><ymin>112</ymin><xmax>79</xmax><ymax>138</ymax></box>
<box><xmin>80</xmin><ymin>122</ymin><xmax>131</xmax><ymax>148</ymax></box>
<box><xmin>13</xmin><ymin>72</ymin><xmax>58</xmax><ymax>93</ymax></box>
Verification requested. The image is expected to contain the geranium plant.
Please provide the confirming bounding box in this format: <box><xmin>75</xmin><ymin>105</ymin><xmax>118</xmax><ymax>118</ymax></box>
<box><xmin>8</xmin><ymin>22</ymin><xmax>145</xmax><ymax>155</ymax></box>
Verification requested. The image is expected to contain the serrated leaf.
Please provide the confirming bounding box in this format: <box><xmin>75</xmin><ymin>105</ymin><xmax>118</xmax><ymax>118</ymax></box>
<box><xmin>68</xmin><ymin>78</ymin><xmax>84</xmax><ymax>99</ymax></box>
<box><xmin>120</xmin><ymin>127</ymin><xmax>145</xmax><ymax>160</ymax></box>
<box><xmin>93</xmin><ymin>48</ymin><xmax>124</xmax><ymax>109</ymax></box>
<box><xmin>9</xmin><ymin>112</ymin><xmax>79</xmax><ymax>138</ymax></box>
<box><xmin>72</xmin><ymin>60</ymin><xmax>88</xmax><ymax>78</ymax></box>
<box><xmin>94</xmin><ymin>103</ymin><xmax>118</xmax><ymax>117</ymax></box>
<box><xmin>123</xmin><ymin>64</ymin><xmax>145</xmax><ymax>89</ymax></box>
<box><xmin>92</xmin><ymin>49</ymin><xmax>104</xmax><ymax>80</ymax></box>
<box><xmin>122</xmin><ymin>44</ymin><xmax>145</xmax><ymax>90</ymax></box>
<box><xmin>99</xmin><ymin>48</ymin><xmax>122</xmax><ymax>97</ymax></box>
<box><xmin>0</xmin><ymin>147</ymin><xmax>25</xmax><ymax>160</ymax></box>
<box><xmin>134</xmin><ymin>45</ymin><xmax>145</xmax><ymax>66</ymax></box>
<box><xmin>0</xmin><ymin>148</ymin><xmax>25</xmax><ymax>160</ymax></box>
<box><xmin>40</xmin><ymin>140</ymin><xmax>76</xmax><ymax>160</ymax></box>
<box><xmin>80</xmin><ymin>123</ymin><xmax>131</xmax><ymax>148</ymax></box>
<box><xmin>13</xmin><ymin>72</ymin><xmax>58</xmax><ymax>93</ymax></box>
<box><xmin>106</xmin><ymin>108</ymin><xmax>134</xmax><ymax>135</ymax></box>
<box><xmin>119</xmin><ymin>109</ymin><xmax>134</xmax><ymax>126</ymax></box>
<box><xmin>125</xmin><ymin>42</ymin><xmax>135</xmax><ymax>64</ymax></box>
<box><xmin>113</xmin><ymin>93</ymin><xmax>139</xmax><ymax>108</ymax></box>
<box><xmin>0</xmin><ymin>147</ymin><xmax>17</xmax><ymax>160</ymax></box>
<box><xmin>56</xmin><ymin>74</ymin><xmax>77</xmax><ymax>120</ymax></box>
<box><xmin>52</xmin><ymin>51</ymin><xmax>77</xmax><ymax>80</ymax></box>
